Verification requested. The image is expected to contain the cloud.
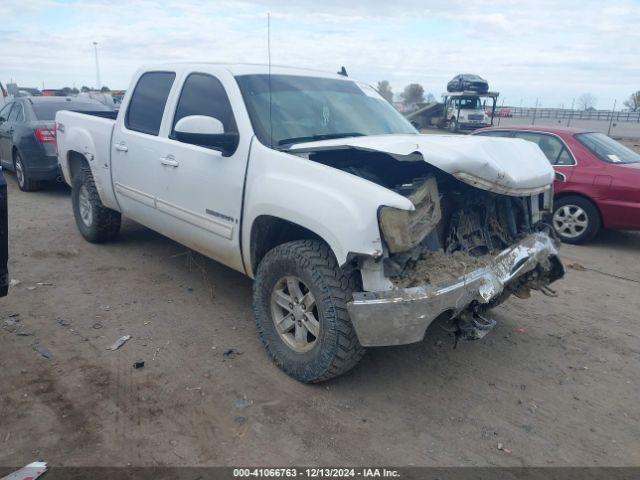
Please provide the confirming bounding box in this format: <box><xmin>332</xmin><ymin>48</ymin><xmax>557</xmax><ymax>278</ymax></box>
<box><xmin>1</xmin><ymin>0</ymin><xmax>638</xmax><ymax>107</ymax></box>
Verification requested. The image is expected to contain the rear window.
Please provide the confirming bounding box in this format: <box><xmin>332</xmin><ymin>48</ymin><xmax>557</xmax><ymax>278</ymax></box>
<box><xmin>575</xmin><ymin>132</ymin><xmax>640</xmax><ymax>164</ymax></box>
<box><xmin>126</xmin><ymin>71</ymin><xmax>176</xmax><ymax>136</ymax></box>
<box><xmin>33</xmin><ymin>101</ymin><xmax>110</xmax><ymax>120</ymax></box>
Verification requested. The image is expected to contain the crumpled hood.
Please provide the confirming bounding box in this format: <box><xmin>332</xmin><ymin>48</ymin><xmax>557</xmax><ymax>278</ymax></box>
<box><xmin>289</xmin><ymin>134</ymin><xmax>555</xmax><ymax>195</ymax></box>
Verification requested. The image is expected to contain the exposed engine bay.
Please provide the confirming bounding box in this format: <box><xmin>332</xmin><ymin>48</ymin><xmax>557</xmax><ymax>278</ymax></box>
<box><xmin>306</xmin><ymin>148</ymin><xmax>554</xmax><ymax>284</ymax></box>
<box><xmin>300</xmin><ymin>147</ymin><xmax>564</xmax><ymax>345</ymax></box>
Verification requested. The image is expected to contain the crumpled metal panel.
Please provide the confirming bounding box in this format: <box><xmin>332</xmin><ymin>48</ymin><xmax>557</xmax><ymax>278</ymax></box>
<box><xmin>347</xmin><ymin>232</ymin><xmax>563</xmax><ymax>347</ymax></box>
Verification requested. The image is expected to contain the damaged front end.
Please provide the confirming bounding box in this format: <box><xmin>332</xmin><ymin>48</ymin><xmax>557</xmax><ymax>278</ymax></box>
<box><xmin>349</xmin><ymin>172</ymin><xmax>564</xmax><ymax>347</ymax></box>
<box><xmin>290</xmin><ymin>135</ymin><xmax>565</xmax><ymax>347</ymax></box>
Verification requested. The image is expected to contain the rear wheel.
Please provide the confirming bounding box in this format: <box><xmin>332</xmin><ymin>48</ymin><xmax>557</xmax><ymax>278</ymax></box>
<box><xmin>72</xmin><ymin>164</ymin><xmax>121</xmax><ymax>242</ymax></box>
<box><xmin>14</xmin><ymin>152</ymin><xmax>39</xmax><ymax>192</ymax></box>
<box><xmin>252</xmin><ymin>240</ymin><xmax>365</xmax><ymax>383</ymax></box>
<box><xmin>552</xmin><ymin>195</ymin><xmax>601</xmax><ymax>244</ymax></box>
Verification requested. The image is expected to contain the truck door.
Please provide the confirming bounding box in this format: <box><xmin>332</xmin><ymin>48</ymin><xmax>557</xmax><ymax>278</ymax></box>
<box><xmin>153</xmin><ymin>69</ymin><xmax>250</xmax><ymax>273</ymax></box>
<box><xmin>111</xmin><ymin>71</ymin><xmax>177</xmax><ymax>224</ymax></box>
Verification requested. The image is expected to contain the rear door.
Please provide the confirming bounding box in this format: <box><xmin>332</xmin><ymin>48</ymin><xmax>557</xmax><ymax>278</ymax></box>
<box><xmin>111</xmin><ymin>71</ymin><xmax>177</xmax><ymax>224</ymax></box>
<box><xmin>153</xmin><ymin>68</ymin><xmax>250</xmax><ymax>272</ymax></box>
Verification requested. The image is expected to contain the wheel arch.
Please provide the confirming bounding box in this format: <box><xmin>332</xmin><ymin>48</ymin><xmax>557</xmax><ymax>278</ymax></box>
<box><xmin>67</xmin><ymin>150</ymin><xmax>90</xmax><ymax>182</ymax></box>
<box><xmin>248</xmin><ymin>215</ymin><xmax>327</xmax><ymax>276</ymax></box>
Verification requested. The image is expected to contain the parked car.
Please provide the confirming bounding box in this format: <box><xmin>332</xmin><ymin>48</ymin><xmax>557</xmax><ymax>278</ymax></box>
<box><xmin>473</xmin><ymin>126</ymin><xmax>640</xmax><ymax>243</ymax></box>
<box><xmin>0</xmin><ymin>168</ymin><xmax>7</xmax><ymax>297</ymax></box>
<box><xmin>446</xmin><ymin>74</ymin><xmax>489</xmax><ymax>94</ymax></box>
<box><xmin>56</xmin><ymin>64</ymin><xmax>563</xmax><ymax>382</ymax></box>
<box><xmin>0</xmin><ymin>97</ymin><xmax>111</xmax><ymax>191</ymax></box>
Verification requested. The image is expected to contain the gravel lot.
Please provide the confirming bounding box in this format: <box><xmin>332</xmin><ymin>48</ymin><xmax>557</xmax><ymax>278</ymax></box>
<box><xmin>1</xmin><ymin>170</ymin><xmax>639</xmax><ymax>468</ymax></box>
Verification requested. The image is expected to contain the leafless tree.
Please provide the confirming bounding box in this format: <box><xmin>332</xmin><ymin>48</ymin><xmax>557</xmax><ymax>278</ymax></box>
<box><xmin>624</xmin><ymin>91</ymin><xmax>640</xmax><ymax>112</ymax></box>
<box><xmin>577</xmin><ymin>92</ymin><xmax>597</xmax><ymax>110</ymax></box>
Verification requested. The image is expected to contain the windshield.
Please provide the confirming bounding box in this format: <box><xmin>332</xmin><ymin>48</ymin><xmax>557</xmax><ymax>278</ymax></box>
<box><xmin>235</xmin><ymin>74</ymin><xmax>417</xmax><ymax>147</ymax></box>
<box><xmin>575</xmin><ymin>132</ymin><xmax>640</xmax><ymax>164</ymax></box>
<box><xmin>456</xmin><ymin>97</ymin><xmax>482</xmax><ymax>110</ymax></box>
<box><xmin>32</xmin><ymin>101</ymin><xmax>110</xmax><ymax>120</ymax></box>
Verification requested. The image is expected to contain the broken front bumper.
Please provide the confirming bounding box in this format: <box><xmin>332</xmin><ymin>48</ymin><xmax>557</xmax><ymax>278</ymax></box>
<box><xmin>347</xmin><ymin>232</ymin><xmax>564</xmax><ymax>347</ymax></box>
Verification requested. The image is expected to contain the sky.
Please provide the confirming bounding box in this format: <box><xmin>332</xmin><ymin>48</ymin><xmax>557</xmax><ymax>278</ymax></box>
<box><xmin>1</xmin><ymin>0</ymin><xmax>639</xmax><ymax>108</ymax></box>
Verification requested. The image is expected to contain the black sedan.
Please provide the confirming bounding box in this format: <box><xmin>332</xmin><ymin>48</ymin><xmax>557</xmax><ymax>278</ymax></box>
<box><xmin>446</xmin><ymin>74</ymin><xmax>489</xmax><ymax>94</ymax></box>
<box><xmin>0</xmin><ymin>97</ymin><xmax>111</xmax><ymax>191</ymax></box>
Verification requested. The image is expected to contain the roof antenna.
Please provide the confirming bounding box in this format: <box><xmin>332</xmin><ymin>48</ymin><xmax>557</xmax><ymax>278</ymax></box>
<box><xmin>337</xmin><ymin>66</ymin><xmax>348</xmax><ymax>77</ymax></box>
<box><xmin>268</xmin><ymin>13</ymin><xmax>273</xmax><ymax>148</ymax></box>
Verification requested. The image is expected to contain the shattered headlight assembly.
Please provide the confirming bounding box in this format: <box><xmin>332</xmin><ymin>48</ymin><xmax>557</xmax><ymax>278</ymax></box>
<box><xmin>378</xmin><ymin>176</ymin><xmax>442</xmax><ymax>254</ymax></box>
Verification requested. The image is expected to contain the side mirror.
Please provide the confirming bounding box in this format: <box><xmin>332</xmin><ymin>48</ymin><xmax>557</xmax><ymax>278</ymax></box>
<box><xmin>173</xmin><ymin>115</ymin><xmax>238</xmax><ymax>155</ymax></box>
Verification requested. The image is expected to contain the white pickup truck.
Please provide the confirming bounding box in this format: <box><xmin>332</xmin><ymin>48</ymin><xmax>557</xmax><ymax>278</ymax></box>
<box><xmin>56</xmin><ymin>63</ymin><xmax>564</xmax><ymax>382</ymax></box>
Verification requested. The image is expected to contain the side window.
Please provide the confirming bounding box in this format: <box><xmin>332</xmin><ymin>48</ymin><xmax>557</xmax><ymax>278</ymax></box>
<box><xmin>125</xmin><ymin>72</ymin><xmax>176</xmax><ymax>136</ymax></box>
<box><xmin>171</xmin><ymin>73</ymin><xmax>237</xmax><ymax>134</ymax></box>
<box><xmin>555</xmin><ymin>147</ymin><xmax>575</xmax><ymax>166</ymax></box>
<box><xmin>513</xmin><ymin>132</ymin><xmax>573</xmax><ymax>166</ymax></box>
<box><xmin>7</xmin><ymin>104</ymin><xmax>22</xmax><ymax>122</ymax></box>
<box><xmin>0</xmin><ymin>103</ymin><xmax>13</xmax><ymax>121</ymax></box>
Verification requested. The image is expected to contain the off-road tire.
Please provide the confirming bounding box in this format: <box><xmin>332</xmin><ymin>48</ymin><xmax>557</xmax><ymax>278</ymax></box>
<box><xmin>14</xmin><ymin>152</ymin><xmax>40</xmax><ymax>192</ymax></box>
<box><xmin>552</xmin><ymin>195</ymin><xmax>601</xmax><ymax>244</ymax></box>
<box><xmin>253</xmin><ymin>240</ymin><xmax>365</xmax><ymax>383</ymax></box>
<box><xmin>72</xmin><ymin>164</ymin><xmax>121</xmax><ymax>243</ymax></box>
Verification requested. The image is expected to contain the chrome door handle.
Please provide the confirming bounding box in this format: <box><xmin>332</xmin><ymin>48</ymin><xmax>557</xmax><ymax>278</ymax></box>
<box><xmin>160</xmin><ymin>155</ymin><xmax>179</xmax><ymax>167</ymax></box>
<box><xmin>114</xmin><ymin>143</ymin><xmax>128</xmax><ymax>152</ymax></box>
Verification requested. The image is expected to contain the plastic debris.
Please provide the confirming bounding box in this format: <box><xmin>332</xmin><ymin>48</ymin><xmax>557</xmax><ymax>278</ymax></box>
<box><xmin>56</xmin><ymin>318</ymin><xmax>71</xmax><ymax>327</ymax></box>
<box><xmin>98</xmin><ymin>304</ymin><xmax>111</xmax><ymax>311</ymax></box>
<box><xmin>9</xmin><ymin>279</ymin><xmax>20</xmax><ymax>288</ymax></box>
<box><xmin>235</xmin><ymin>396</ymin><xmax>253</xmax><ymax>409</ymax></box>
<box><xmin>107</xmin><ymin>335</ymin><xmax>131</xmax><ymax>350</ymax></box>
<box><xmin>133</xmin><ymin>361</ymin><xmax>145</xmax><ymax>369</ymax></box>
<box><xmin>33</xmin><ymin>343</ymin><xmax>52</xmax><ymax>359</ymax></box>
<box><xmin>0</xmin><ymin>461</ymin><xmax>48</xmax><ymax>480</ymax></box>
<box><xmin>223</xmin><ymin>348</ymin><xmax>241</xmax><ymax>360</ymax></box>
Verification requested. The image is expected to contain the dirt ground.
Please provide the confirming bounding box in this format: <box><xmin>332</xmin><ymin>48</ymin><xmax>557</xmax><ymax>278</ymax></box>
<box><xmin>1</xmin><ymin>173</ymin><xmax>639</xmax><ymax>468</ymax></box>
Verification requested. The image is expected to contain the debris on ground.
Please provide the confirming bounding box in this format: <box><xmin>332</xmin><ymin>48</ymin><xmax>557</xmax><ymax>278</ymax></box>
<box><xmin>36</xmin><ymin>282</ymin><xmax>53</xmax><ymax>286</ymax></box>
<box><xmin>223</xmin><ymin>348</ymin><xmax>241</xmax><ymax>360</ymax></box>
<box><xmin>56</xmin><ymin>318</ymin><xmax>71</xmax><ymax>327</ymax></box>
<box><xmin>92</xmin><ymin>322</ymin><xmax>103</xmax><ymax>329</ymax></box>
<box><xmin>2</xmin><ymin>317</ymin><xmax>20</xmax><ymax>332</ymax></box>
<box><xmin>497</xmin><ymin>443</ymin><xmax>512</xmax><ymax>454</ymax></box>
<box><xmin>33</xmin><ymin>343</ymin><xmax>52</xmax><ymax>359</ymax></box>
<box><xmin>98</xmin><ymin>304</ymin><xmax>111</xmax><ymax>311</ymax></box>
<box><xmin>235</xmin><ymin>396</ymin><xmax>253</xmax><ymax>409</ymax></box>
<box><xmin>568</xmin><ymin>262</ymin><xmax>587</xmax><ymax>271</ymax></box>
<box><xmin>234</xmin><ymin>416</ymin><xmax>247</xmax><ymax>425</ymax></box>
<box><xmin>107</xmin><ymin>335</ymin><xmax>131</xmax><ymax>351</ymax></box>
<box><xmin>133</xmin><ymin>361</ymin><xmax>145</xmax><ymax>369</ymax></box>
<box><xmin>0</xmin><ymin>460</ymin><xmax>48</xmax><ymax>480</ymax></box>
<box><xmin>9</xmin><ymin>279</ymin><xmax>21</xmax><ymax>288</ymax></box>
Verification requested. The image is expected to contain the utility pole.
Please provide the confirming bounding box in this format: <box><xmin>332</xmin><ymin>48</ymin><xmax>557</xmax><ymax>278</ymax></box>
<box><xmin>93</xmin><ymin>42</ymin><xmax>101</xmax><ymax>90</ymax></box>
<box><xmin>607</xmin><ymin>99</ymin><xmax>617</xmax><ymax>136</ymax></box>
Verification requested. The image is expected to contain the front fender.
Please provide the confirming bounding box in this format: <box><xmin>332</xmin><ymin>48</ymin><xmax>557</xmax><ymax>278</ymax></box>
<box><xmin>242</xmin><ymin>141</ymin><xmax>413</xmax><ymax>275</ymax></box>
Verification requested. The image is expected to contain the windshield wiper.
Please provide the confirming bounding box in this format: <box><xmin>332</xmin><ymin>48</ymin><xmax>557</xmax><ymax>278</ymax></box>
<box><xmin>277</xmin><ymin>132</ymin><xmax>366</xmax><ymax>147</ymax></box>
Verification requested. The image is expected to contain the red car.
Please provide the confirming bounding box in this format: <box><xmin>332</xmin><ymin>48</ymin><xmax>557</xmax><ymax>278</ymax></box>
<box><xmin>473</xmin><ymin>126</ymin><xmax>640</xmax><ymax>244</ymax></box>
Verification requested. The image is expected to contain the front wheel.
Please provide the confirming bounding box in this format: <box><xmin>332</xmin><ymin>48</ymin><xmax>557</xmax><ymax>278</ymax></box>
<box><xmin>552</xmin><ymin>195</ymin><xmax>601</xmax><ymax>244</ymax></box>
<box><xmin>14</xmin><ymin>152</ymin><xmax>40</xmax><ymax>192</ymax></box>
<box><xmin>72</xmin><ymin>164</ymin><xmax>121</xmax><ymax>243</ymax></box>
<box><xmin>252</xmin><ymin>240</ymin><xmax>365</xmax><ymax>383</ymax></box>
